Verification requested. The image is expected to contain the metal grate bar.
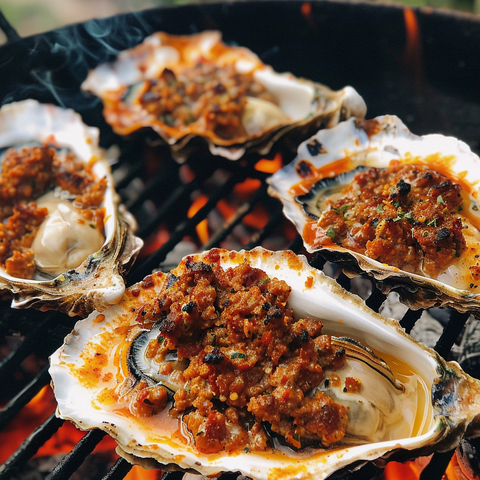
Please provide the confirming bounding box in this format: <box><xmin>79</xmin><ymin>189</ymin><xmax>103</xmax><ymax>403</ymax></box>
<box><xmin>400</xmin><ymin>308</ymin><xmax>424</xmax><ymax>334</ymax></box>
<box><xmin>202</xmin><ymin>183</ymin><xmax>271</xmax><ymax>250</ymax></box>
<box><xmin>102</xmin><ymin>458</ymin><xmax>133</xmax><ymax>480</ymax></box>
<box><xmin>123</xmin><ymin>160</ymin><xmax>180</xmax><ymax>212</ymax></box>
<box><xmin>420</xmin><ymin>450</ymin><xmax>455</xmax><ymax>480</ymax></box>
<box><xmin>0</xmin><ymin>311</ymin><xmax>62</xmax><ymax>384</ymax></box>
<box><xmin>0</xmin><ymin>414</ymin><xmax>64</xmax><ymax>479</ymax></box>
<box><xmin>49</xmin><ymin>429</ymin><xmax>107</xmax><ymax>480</ymax></box>
<box><xmin>245</xmin><ymin>207</ymin><xmax>295</xmax><ymax>251</ymax></box>
<box><xmin>135</xmin><ymin>178</ymin><xmax>199</xmax><ymax>241</ymax></box>
<box><xmin>0</xmin><ymin>10</ymin><xmax>20</xmax><ymax>42</ymax></box>
<box><xmin>130</xmin><ymin>171</ymin><xmax>246</xmax><ymax>283</ymax></box>
<box><xmin>365</xmin><ymin>285</ymin><xmax>387</xmax><ymax>312</ymax></box>
<box><xmin>0</xmin><ymin>365</ymin><xmax>50</xmax><ymax>431</ymax></box>
<box><xmin>434</xmin><ymin>310</ymin><xmax>470</xmax><ymax>359</ymax></box>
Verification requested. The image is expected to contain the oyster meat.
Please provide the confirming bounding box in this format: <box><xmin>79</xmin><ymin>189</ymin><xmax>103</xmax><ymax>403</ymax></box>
<box><xmin>268</xmin><ymin>115</ymin><xmax>480</xmax><ymax>312</ymax></box>
<box><xmin>49</xmin><ymin>248</ymin><xmax>480</xmax><ymax>479</ymax></box>
<box><xmin>81</xmin><ymin>30</ymin><xmax>366</xmax><ymax>161</ymax></box>
<box><xmin>0</xmin><ymin>99</ymin><xmax>143</xmax><ymax>316</ymax></box>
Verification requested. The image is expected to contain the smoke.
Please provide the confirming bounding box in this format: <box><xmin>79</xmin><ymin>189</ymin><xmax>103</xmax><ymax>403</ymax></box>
<box><xmin>0</xmin><ymin>10</ymin><xmax>152</xmax><ymax>115</ymax></box>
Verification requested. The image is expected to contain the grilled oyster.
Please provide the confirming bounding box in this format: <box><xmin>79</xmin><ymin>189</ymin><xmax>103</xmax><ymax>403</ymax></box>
<box><xmin>0</xmin><ymin>99</ymin><xmax>143</xmax><ymax>316</ymax></box>
<box><xmin>268</xmin><ymin>115</ymin><xmax>480</xmax><ymax>312</ymax></box>
<box><xmin>81</xmin><ymin>30</ymin><xmax>366</xmax><ymax>162</ymax></box>
<box><xmin>49</xmin><ymin>248</ymin><xmax>480</xmax><ymax>479</ymax></box>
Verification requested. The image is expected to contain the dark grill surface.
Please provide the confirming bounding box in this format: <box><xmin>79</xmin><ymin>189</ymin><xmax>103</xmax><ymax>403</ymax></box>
<box><xmin>1</xmin><ymin>1</ymin><xmax>480</xmax><ymax>479</ymax></box>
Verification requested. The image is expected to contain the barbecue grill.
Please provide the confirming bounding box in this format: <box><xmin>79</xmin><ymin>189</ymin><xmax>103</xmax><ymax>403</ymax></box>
<box><xmin>1</xmin><ymin>1</ymin><xmax>480</xmax><ymax>479</ymax></box>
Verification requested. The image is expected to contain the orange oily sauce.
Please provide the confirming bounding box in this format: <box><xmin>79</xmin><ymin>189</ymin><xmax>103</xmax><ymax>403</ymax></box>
<box><xmin>69</xmin><ymin>318</ymin><xmax>431</xmax><ymax>460</ymax></box>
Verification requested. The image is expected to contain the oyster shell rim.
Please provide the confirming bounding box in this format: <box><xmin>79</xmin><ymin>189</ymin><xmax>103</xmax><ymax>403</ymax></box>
<box><xmin>81</xmin><ymin>30</ymin><xmax>367</xmax><ymax>162</ymax></box>
<box><xmin>0</xmin><ymin>99</ymin><xmax>143</xmax><ymax>317</ymax></box>
<box><xmin>267</xmin><ymin>114</ymin><xmax>480</xmax><ymax>312</ymax></box>
<box><xmin>48</xmin><ymin>247</ymin><xmax>480</xmax><ymax>479</ymax></box>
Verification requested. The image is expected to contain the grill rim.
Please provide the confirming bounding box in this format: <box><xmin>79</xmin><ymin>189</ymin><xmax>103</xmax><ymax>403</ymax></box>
<box><xmin>1</xmin><ymin>1</ymin><xmax>480</xmax><ymax>478</ymax></box>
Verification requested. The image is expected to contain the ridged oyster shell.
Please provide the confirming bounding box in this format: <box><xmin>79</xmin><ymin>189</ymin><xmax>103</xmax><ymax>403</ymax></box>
<box><xmin>49</xmin><ymin>248</ymin><xmax>480</xmax><ymax>479</ymax></box>
<box><xmin>268</xmin><ymin>115</ymin><xmax>480</xmax><ymax>312</ymax></box>
<box><xmin>81</xmin><ymin>30</ymin><xmax>366</xmax><ymax>162</ymax></box>
<box><xmin>0</xmin><ymin>99</ymin><xmax>143</xmax><ymax>316</ymax></box>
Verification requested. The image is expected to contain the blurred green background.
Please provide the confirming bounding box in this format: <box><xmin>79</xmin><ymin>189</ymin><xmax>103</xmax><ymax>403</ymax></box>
<box><xmin>0</xmin><ymin>0</ymin><xmax>479</xmax><ymax>42</ymax></box>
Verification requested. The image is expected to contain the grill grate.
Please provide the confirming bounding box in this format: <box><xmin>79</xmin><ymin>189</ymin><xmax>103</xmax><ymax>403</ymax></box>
<box><xmin>1</xmin><ymin>1</ymin><xmax>480</xmax><ymax>479</ymax></box>
<box><xmin>0</xmin><ymin>136</ymin><xmax>468</xmax><ymax>480</ymax></box>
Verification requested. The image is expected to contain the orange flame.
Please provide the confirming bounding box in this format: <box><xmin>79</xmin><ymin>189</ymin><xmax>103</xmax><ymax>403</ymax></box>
<box><xmin>140</xmin><ymin>223</ymin><xmax>170</xmax><ymax>258</ymax></box>
<box><xmin>188</xmin><ymin>194</ymin><xmax>209</xmax><ymax>244</ymax></box>
<box><xmin>125</xmin><ymin>465</ymin><xmax>164</xmax><ymax>480</ymax></box>
<box><xmin>254</xmin><ymin>153</ymin><xmax>283</xmax><ymax>174</ymax></box>
<box><xmin>383</xmin><ymin>458</ymin><xmax>428</xmax><ymax>480</ymax></box>
<box><xmin>402</xmin><ymin>7</ymin><xmax>424</xmax><ymax>85</ymax></box>
<box><xmin>234</xmin><ymin>178</ymin><xmax>262</xmax><ymax>197</ymax></box>
<box><xmin>300</xmin><ymin>2</ymin><xmax>317</xmax><ymax>32</ymax></box>
<box><xmin>445</xmin><ymin>451</ymin><xmax>480</xmax><ymax>480</ymax></box>
<box><xmin>0</xmin><ymin>385</ymin><xmax>117</xmax><ymax>464</ymax></box>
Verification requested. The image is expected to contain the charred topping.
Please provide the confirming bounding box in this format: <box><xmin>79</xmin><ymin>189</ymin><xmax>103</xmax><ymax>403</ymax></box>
<box><xmin>307</xmin><ymin>139</ymin><xmax>325</xmax><ymax>156</ymax></box>
<box><xmin>316</xmin><ymin>163</ymin><xmax>467</xmax><ymax>278</ymax></box>
<box><xmin>126</xmin><ymin>261</ymin><xmax>351</xmax><ymax>455</ymax></box>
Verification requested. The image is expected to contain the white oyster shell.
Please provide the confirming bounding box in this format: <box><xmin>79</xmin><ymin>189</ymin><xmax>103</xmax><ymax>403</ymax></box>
<box><xmin>0</xmin><ymin>99</ymin><xmax>143</xmax><ymax>316</ymax></box>
<box><xmin>268</xmin><ymin>115</ymin><xmax>480</xmax><ymax>312</ymax></box>
<box><xmin>81</xmin><ymin>30</ymin><xmax>366</xmax><ymax>162</ymax></box>
<box><xmin>49</xmin><ymin>248</ymin><xmax>480</xmax><ymax>479</ymax></box>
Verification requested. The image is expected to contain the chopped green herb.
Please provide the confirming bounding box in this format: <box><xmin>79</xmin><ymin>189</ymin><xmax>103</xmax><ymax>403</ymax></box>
<box><xmin>325</xmin><ymin>226</ymin><xmax>336</xmax><ymax>239</ymax></box>
<box><xmin>293</xmin><ymin>433</ymin><xmax>299</xmax><ymax>441</ymax></box>
<box><xmin>161</xmin><ymin>114</ymin><xmax>175</xmax><ymax>126</ymax></box>
<box><xmin>393</xmin><ymin>209</ymin><xmax>405</xmax><ymax>222</ymax></box>
<box><xmin>422</xmin><ymin>231</ymin><xmax>429</xmax><ymax>237</ymax></box>
<box><xmin>258</xmin><ymin>277</ymin><xmax>271</xmax><ymax>286</ymax></box>
<box><xmin>427</xmin><ymin>218</ymin><xmax>438</xmax><ymax>227</ymax></box>
<box><xmin>376</xmin><ymin>204</ymin><xmax>384</xmax><ymax>213</ymax></box>
<box><xmin>392</xmin><ymin>201</ymin><xmax>400</xmax><ymax>208</ymax></box>
<box><xmin>458</xmin><ymin>204</ymin><xmax>463</xmax><ymax>213</ymax></box>
<box><xmin>157</xmin><ymin>336</ymin><xmax>165</xmax><ymax>344</ymax></box>
<box><xmin>437</xmin><ymin>195</ymin><xmax>446</xmax><ymax>205</ymax></box>
<box><xmin>231</xmin><ymin>352</ymin><xmax>246</xmax><ymax>360</ymax></box>
<box><xmin>89</xmin><ymin>224</ymin><xmax>96</xmax><ymax>229</ymax></box>
<box><xmin>404</xmin><ymin>211</ymin><xmax>414</xmax><ymax>222</ymax></box>
<box><xmin>332</xmin><ymin>203</ymin><xmax>353</xmax><ymax>216</ymax></box>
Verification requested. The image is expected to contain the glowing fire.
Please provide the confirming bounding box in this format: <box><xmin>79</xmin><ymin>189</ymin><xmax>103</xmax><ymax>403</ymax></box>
<box><xmin>402</xmin><ymin>7</ymin><xmax>424</xmax><ymax>85</ymax></box>
<box><xmin>188</xmin><ymin>194</ymin><xmax>209</xmax><ymax>244</ymax></box>
<box><xmin>0</xmin><ymin>384</ymin><xmax>161</xmax><ymax>479</ymax></box>
<box><xmin>140</xmin><ymin>223</ymin><xmax>170</xmax><ymax>259</ymax></box>
<box><xmin>382</xmin><ymin>457</ymin><xmax>431</xmax><ymax>480</ymax></box>
<box><xmin>254</xmin><ymin>152</ymin><xmax>283</xmax><ymax>174</ymax></box>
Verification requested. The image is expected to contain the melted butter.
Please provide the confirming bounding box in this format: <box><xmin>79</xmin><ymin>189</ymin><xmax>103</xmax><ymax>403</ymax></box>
<box><xmin>32</xmin><ymin>191</ymin><xmax>105</xmax><ymax>277</ymax></box>
<box><xmin>377</xmin><ymin>350</ymin><xmax>433</xmax><ymax>438</ymax></box>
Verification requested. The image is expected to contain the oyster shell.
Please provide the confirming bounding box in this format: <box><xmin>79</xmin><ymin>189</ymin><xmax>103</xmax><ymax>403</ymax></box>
<box><xmin>268</xmin><ymin>115</ymin><xmax>480</xmax><ymax>312</ymax></box>
<box><xmin>0</xmin><ymin>99</ymin><xmax>143</xmax><ymax>316</ymax></box>
<box><xmin>81</xmin><ymin>30</ymin><xmax>366</xmax><ymax>162</ymax></box>
<box><xmin>49</xmin><ymin>248</ymin><xmax>480</xmax><ymax>479</ymax></box>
